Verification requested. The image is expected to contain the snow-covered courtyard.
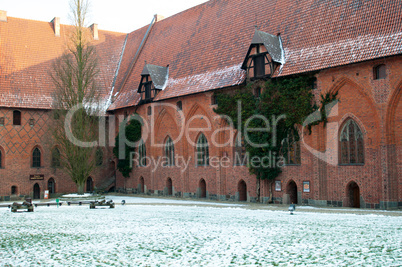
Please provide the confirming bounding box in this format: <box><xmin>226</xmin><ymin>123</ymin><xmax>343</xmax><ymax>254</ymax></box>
<box><xmin>0</xmin><ymin>196</ymin><xmax>401</xmax><ymax>266</ymax></box>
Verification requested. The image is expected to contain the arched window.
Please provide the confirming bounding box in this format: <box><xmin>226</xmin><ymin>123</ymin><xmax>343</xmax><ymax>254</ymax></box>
<box><xmin>234</xmin><ymin>133</ymin><xmax>246</xmax><ymax>166</ymax></box>
<box><xmin>196</xmin><ymin>133</ymin><xmax>209</xmax><ymax>166</ymax></box>
<box><xmin>32</xmin><ymin>147</ymin><xmax>41</xmax><ymax>168</ymax></box>
<box><xmin>95</xmin><ymin>148</ymin><xmax>103</xmax><ymax>166</ymax></box>
<box><xmin>282</xmin><ymin>130</ymin><xmax>301</xmax><ymax>165</ymax></box>
<box><xmin>165</xmin><ymin>136</ymin><xmax>175</xmax><ymax>166</ymax></box>
<box><xmin>138</xmin><ymin>140</ymin><xmax>147</xmax><ymax>167</ymax></box>
<box><xmin>51</xmin><ymin>147</ymin><xmax>61</xmax><ymax>167</ymax></box>
<box><xmin>340</xmin><ymin>120</ymin><xmax>364</xmax><ymax>164</ymax></box>
<box><xmin>13</xmin><ymin>110</ymin><xmax>21</xmax><ymax>125</ymax></box>
<box><xmin>373</xmin><ymin>64</ymin><xmax>386</xmax><ymax>80</ymax></box>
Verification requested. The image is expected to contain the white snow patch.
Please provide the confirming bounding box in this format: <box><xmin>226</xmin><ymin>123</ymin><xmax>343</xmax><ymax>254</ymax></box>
<box><xmin>0</xmin><ymin>198</ymin><xmax>401</xmax><ymax>266</ymax></box>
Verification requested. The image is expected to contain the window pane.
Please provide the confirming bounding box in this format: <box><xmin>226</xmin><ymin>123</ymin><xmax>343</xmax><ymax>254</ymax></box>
<box><xmin>254</xmin><ymin>55</ymin><xmax>265</xmax><ymax>77</ymax></box>
<box><xmin>197</xmin><ymin>134</ymin><xmax>209</xmax><ymax>166</ymax></box>
<box><xmin>13</xmin><ymin>110</ymin><xmax>21</xmax><ymax>125</ymax></box>
<box><xmin>33</xmin><ymin>148</ymin><xmax>41</xmax><ymax>167</ymax></box>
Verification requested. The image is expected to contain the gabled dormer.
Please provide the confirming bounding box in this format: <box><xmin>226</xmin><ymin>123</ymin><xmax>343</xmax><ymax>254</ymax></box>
<box><xmin>241</xmin><ymin>29</ymin><xmax>285</xmax><ymax>80</ymax></box>
<box><xmin>138</xmin><ymin>64</ymin><xmax>169</xmax><ymax>104</ymax></box>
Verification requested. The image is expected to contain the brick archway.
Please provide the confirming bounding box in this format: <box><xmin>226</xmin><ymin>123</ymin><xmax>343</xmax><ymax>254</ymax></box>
<box><xmin>286</xmin><ymin>180</ymin><xmax>298</xmax><ymax>204</ymax></box>
<box><xmin>238</xmin><ymin>180</ymin><xmax>247</xmax><ymax>201</ymax></box>
<box><xmin>346</xmin><ymin>181</ymin><xmax>360</xmax><ymax>208</ymax></box>
<box><xmin>33</xmin><ymin>183</ymin><xmax>40</xmax><ymax>199</ymax></box>
<box><xmin>86</xmin><ymin>177</ymin><xmax>93</xmax><ymax>193</ymax></box>
<box><xmin>199</xmin><ymin>179</ymin><xmax>206</xmax><ymax>198</ymax></box>
<box><xmin>166</xmin><ymin>178</ymin><xmax>173</xmax><ymax>196</ymax></box>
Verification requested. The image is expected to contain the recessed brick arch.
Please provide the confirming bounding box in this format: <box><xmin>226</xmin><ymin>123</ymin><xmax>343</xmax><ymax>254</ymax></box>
<box><xmin>238</xmin><ymin>179</ymin><xmax>247</xmax><ymax>201</ymax></box>
<box><xmin>154</xmin><ymin>108</ymin><xmax>179</xmax><ymax>138</ymax></box>
<box><xmin>199</xmin><ymin>178</ymin><xmax>206</xmax><ymax>198</ymax></box>
<box><xmin>329</xmin><ymin>77</ymin><xmax>377</xmax><ymax>107</ymax></box>
<box><xmin>286</xmin><ymin>180</ymin><xmax>298</xmax><ymax>204</ymax></box>
<box><xmin>33</xmin><ymin>183</ymin><xmax>40</xmax><ymax>199</ymax></box>
<box><xmin>166</xmin><ymin>178</ymin><xmax>173</xmax><ymax>196</ymax></box>
<box><xmin>385</xmin><ymin>80</ymin><xmax>402</xmax><ymax>144</ymax></box>
<box><xmin>346</xmin><ymin>181</ymin><xmax>360</xmax><ymax>208</ymax></box>
<box><xmin>86</xmin><ymin>177</ymin><xmax>93</xmax><ymax>193</ymax></box>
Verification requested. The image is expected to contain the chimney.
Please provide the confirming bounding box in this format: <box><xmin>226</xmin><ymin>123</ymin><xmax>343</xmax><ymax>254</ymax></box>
<box><xmin>154</xmin><ymin>14</ymin><xmax>165</xmax><ymax>22</ymax></box>
<box><xmin>90</xmin><ymin>23</ymin><xmax>99</xmax><ymax>40</ymax></box>
<box><xmin>51</xmin><ymin>17</ymin><xmax>60</xmax><ymax>37</ymax></box>
<box><xmin>0</xmin><ymin>10</ymin><xmax>7</xmax><ymax>22</ymax></box>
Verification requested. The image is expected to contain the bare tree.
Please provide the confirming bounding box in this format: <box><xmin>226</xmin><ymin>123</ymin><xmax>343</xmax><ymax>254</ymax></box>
<box><xmin>51</xmin><ymin>0</ymin><xmax>100</xmax><ymax>194</ymax></box>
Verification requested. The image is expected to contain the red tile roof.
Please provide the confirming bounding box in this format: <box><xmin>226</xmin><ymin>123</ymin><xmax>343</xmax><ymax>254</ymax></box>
<box><xmin>0</xmin><ymin>17</ymin><xmax>126</xmax><ymax>110</ymax></box>
<box><xmin>109</xmin><ymin>0</ymin><xmax>402</xmax><ymax>110</ymax></box>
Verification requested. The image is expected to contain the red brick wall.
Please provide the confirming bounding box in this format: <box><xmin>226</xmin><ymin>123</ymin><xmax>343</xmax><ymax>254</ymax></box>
<box><xmin>114</xmin><ymin>56</ymin><xmax>402</xmax><ymax>209</ymax></box>
<box><xmin>0</xmin><ymin>108</ymin><xmax>116</xmax><ymax>199</ymax></box>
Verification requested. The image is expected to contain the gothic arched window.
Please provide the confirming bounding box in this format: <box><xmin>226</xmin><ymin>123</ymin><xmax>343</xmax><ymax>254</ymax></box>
<box><xmin>165</xmin><ymin>136</ymin><xmax>175</xmax><ymax>166</ymax></box>
<box><xmin>196</xmin><ymin>133</ymin><xmax>209</xmax><ymax>166</ymax></box>
<box><xmin>340</xmin><ymin>120</ymin><xmax>364</xmax><ymax>164</ymax></box>
<box><xmin>32</xmin><ymin>147</ymin><xmax>41</xmax><ymax>168</ymax></box>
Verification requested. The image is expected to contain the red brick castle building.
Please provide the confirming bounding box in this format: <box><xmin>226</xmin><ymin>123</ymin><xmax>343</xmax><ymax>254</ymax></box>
<box><xmin>1</xmin><ymin>0</ymin><xmax>401</xmax><ymax>209</ymax></box>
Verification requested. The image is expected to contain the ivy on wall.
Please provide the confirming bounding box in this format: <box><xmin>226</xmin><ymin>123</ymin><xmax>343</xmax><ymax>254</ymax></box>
<box><xmin>113</xmin><ymin>115</ymin><xmax>142</xmax><ymax>178</ymax></box>
<box><xmin>214</xmin><ymin>75</ymin><xmax>339</xmax><ymax>201</ymax></box>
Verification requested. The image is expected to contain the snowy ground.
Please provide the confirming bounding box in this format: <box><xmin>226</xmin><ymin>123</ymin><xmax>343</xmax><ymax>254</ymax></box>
<box><xmin>0</xmin><ymin>196</ymin><xmax>401</xmax><ymax>266</ymax></box>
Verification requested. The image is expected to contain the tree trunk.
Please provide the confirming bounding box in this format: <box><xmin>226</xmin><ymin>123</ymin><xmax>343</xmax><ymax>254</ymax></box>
<box><xmin>77</xmin><ymin>183</ymin><xmax>85</xmax><ymax>195</ymax></box>
<box><xmin>256</xmin><ymin>178</ymin><xmax>260</xmax><ymax>203</ymax></box>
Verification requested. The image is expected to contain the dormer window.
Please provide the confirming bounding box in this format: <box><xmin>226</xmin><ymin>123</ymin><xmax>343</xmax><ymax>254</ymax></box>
<box><xmin>138</xmin><ymin>64</ymin><xmax>169</xmax><ymax>104</ymax></box>
<box><xmin>254</xmin><ymin>53</ymin><xmax>265</xmax><ymax>78</ymax></box>
<box><xmin>242</xmin><ymin>30</ymin><xmax>285</xmax><ymax>80</ymax></box>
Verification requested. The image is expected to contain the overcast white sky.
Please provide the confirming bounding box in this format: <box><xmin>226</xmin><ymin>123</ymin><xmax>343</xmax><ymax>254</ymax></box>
<box><xmin>0</xmin><ymin>0</ymin><xmax>209</xmax><ymax>33</ymax></box>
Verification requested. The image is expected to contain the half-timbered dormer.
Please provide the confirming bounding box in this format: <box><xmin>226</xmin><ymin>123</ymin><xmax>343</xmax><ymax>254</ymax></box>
<box><xmin>241</xmin><ymin>29</ymin><xmax>285</xmax><ymax>80</ymax></box>
<box><xmin>138</xmin><ymin>64</ymin><xmax>169</xmax><ymax>104</ymax></box>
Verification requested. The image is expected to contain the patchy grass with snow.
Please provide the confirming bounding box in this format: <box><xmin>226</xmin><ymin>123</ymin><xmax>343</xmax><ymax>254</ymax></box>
<box><xmin>0</xmin><ymin>196</ymin><xmax>401</xmax><ymax>266</ymax></box>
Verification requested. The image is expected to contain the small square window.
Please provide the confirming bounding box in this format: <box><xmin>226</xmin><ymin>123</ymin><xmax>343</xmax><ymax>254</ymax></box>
<box><xmin>0</xmin><ymin>117</ymin><xmax>4</xmax><ymax>126</ymax></box>
<box><xmin>374</xmin><ymin>64</ymin><xmax>386</xmax><ymax>80</ymax></box>
<box><xmin>311</xmin><ymin>77</ymin><xmax>317</xmax><ymax>90</ymax></box>
<box><xmin>13</xmin><ymin>110</ymin><xmax>21</xmax><ymax>125</ymax></box>
<box><xmin>29</xmin><ymin>118</ymin><xmax>35</xmax><ymax>127</ymax></box>
<box><xmin>177</xmin><ymin>101</ymin><xmax>182</xmax><ymax>111</ymax></box>
<box><xmin>147</xmin><ymin>106</ymin><xmax>152</xmax><ymax>116</ymax></box>
<box><xmin>211</xmin><ymin>95</ymin><xmax>217</xmax><ymax>105</ymax></box>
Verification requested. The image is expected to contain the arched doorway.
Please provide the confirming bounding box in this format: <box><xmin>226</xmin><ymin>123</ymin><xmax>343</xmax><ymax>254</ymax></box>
<box><xmin>287</xmin><ymin>180</ymin><xmax>298</xmax><ymax>204</ymax></box>
<box><xmin>238</xmin><ymin>180</ymin><xmax>247</xmax><ymax>201</ymax></box>
<box><xmin>347</xmin><ymin>181</ymin><xmax>360</xmax><ymax>208</ymax></box>
<box><xmin>86</xmin><ymin>177</ymin><xmax>93</xmax><ymax>193</ymax></box>
<box><xmin>199</xmin><ymin>179</ymin><xmax>206</xmax><ymax>198</ymax></box>
<box><xmin>11</xmin><ymin>186</ymin><xmax>18</xmax><ymax>195</ymax></box>
<box><xmin>139</xmin><ymin>177</ymin><xmax>145</xmax><ymax>193</ymax></box>
<box><xmin>33</xmin><ymin>183</ymin><xmax>40</xmax><ymax>199</ymax></box>
<box><xmin>166</xmin><ymin>178</ymin><xmax>173</xmax><ymax>196</ymax></box>
<box><xmin>48</xmin><ymin>178</ymin><xmax>55</xmax><ymax>194</ymax></box>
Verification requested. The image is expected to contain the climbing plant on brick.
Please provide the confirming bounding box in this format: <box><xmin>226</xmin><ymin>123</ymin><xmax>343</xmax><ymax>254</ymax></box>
<box><xmin>214</xmin><ymin>75</ymin><xmax>338</xmax><ymax>202</ymax></box>
<box><xmin>113</xmin><ymin>116</ymin><xmax>142</xmax><ymax>178</ymax></box>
